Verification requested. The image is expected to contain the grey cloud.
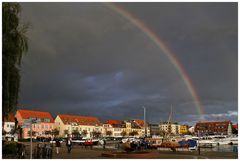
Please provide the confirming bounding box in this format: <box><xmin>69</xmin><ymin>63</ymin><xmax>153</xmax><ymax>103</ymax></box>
<box><xmin>19</xmin><ymin>3</ymin><xmax>237</xmax><ymax>124</ymax></box>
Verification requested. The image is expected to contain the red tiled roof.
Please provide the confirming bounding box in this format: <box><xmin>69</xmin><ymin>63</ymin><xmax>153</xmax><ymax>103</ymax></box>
<box><xmin>58</xmin><ymin>114</ymin><xmax>101</xmax><ymax>126</ymax></box>
<box><xmin>17</xmin><ymin>109</ymin><xmax>54</xmax><ymax>123</ymax></box>
<box><xmin>134</xmin><ymin>119</ymin><xmax>144</xmax><ymax>126</ymax></box>
<box><xmin>4</xmin><ymin>113</ymin><xmax>15</xmax><ymax>122</ymax></box>
<box><xmin>196</xmin><ymin>121</ymin><xmax>231</xmax><ymax>125</ymax></box>
<box><xmin>105</xmin><ymin>120</ymin><xmax>122</xmax><ymax>125</ymax></box>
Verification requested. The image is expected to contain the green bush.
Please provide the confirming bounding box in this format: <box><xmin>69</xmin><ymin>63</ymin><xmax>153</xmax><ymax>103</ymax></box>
<box><xmin>18</xmin><ymin>138</ymin><xmax>29</xmax><ymax>142</ymax></box>
<box><xmin>2</xmin><ymin>142</ymin><xmax>17</xmax><ymax>154</ymax></box>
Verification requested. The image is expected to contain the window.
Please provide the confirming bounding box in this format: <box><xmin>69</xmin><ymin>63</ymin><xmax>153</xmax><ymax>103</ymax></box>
<box><xmin>50</xmin><ymin>125</ymin><xmax>52</xmax><ymax>129</ymax></box>
<box><xmin>38</xmin><ymin>125</ymin><xmax>40</xmax><ymax>129</ymax></box>
<box><xmin>46</xmin><ymin>125</ymin><xmax>48</xmax><ymax>129</ymax></box>
<box><xmin>44</xmin><ymin>118</ymin><xmax>50</xmax><ymax>123</ymax></box>
<box><xmin>88</xmin><ymin>128</ymin><xmax>90</xmax><ymax>131</ymax></box>
<box><xmin>42</xmin><ymin>124</ymin><xmax>44</xmax><ymax>129</ymax></box>
<box><xmin>7</xmin><ymin>124</ymin><xmax>9</xmax><ymax>127</ymax></box>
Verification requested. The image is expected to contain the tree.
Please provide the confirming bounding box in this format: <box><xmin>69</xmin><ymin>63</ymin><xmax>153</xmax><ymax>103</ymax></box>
<box><xmin>18</xmin><ymin>126</ymin><xmax>23</xmax><ymax>139</ymax></box>
<box><xmin>129</xmin><ymin>131</ymin><xmax>138</xmax><ymax>136</ymax></box>
<box><xmin>3</xmin><ymin>130</ymin><xmax>7</xmax><ymax>136</ymax></box>
<box><xmin>106</xmin><ymin>131</ymin><xmax>112</xmax><ymax>136</ymax></box>
<box><xmin>81</xmin><ymin>130</ymin><xmax>88</xmax><ymax>137</ymax></box>
<box><xmin>72</xmin><ymin>130</ymin><xmax>81</xmax><ymax>138</ymax></box>
<box><xmin>28</xmin><ymin>130</ymin><xmax>36</xmax><ymax>137</ymax></box>
<box><xmin>45</xmin><ymin>130</ymin><xmax>51</xmax><ymax>136</ymax></box>
<box><xmin>120</xmin><ymin>131</ymin><xmax>127</xmax><ymax>137</ymax></box>
<box><xmin>232</xmin><ymin>127</ymin><xmax>238</xmax><ymax>135</ymax></box>
<box><xmin>51</xmin><ymin>128</ymin><xmax>60</xmax><ymax>137</ymax></box>
<box><xmin>9</xmin><ymin>128</ymin><xmax>15</xmax><ymax>135</ymax></box>
<box><xmin>64</xmin><ymin>129</ymin><xmax>69</xmax><ymax>136</ymax></box>
<box><xmin>92</xmin><ymin>131</ymin><xmax>101</xmax><ymax>138</ymax></box>
<box><xmin>3</xmin><ymin>3</ymin><xmax>29</xmax><ymax>117</ymax></box>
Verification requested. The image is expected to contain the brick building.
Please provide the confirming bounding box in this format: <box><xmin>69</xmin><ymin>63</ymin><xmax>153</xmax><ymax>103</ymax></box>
<box><xmin>195</xmin><ymin>121</ymin><xmax>232</xmax><ymax>136</ymax></box>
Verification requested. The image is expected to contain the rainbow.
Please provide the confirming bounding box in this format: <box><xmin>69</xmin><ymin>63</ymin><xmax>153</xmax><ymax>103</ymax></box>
<box><xmin>105</xmin><ymin>3</ymin><xmax>205</xmax><ymax>120</ymax></box>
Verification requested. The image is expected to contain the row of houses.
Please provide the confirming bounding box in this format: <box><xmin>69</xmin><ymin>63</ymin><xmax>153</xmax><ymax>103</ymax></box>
<box><xmin>3</xmin><ymin>109</ymin><xmax>237</xmax><ymax>139</ymax></box>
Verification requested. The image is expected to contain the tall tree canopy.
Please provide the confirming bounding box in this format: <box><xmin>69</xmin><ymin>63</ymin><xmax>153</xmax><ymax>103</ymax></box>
<box><xmin>3</xmin><ymin>3</ymin><xmax>28</xmax><ymax>117</ymax></box>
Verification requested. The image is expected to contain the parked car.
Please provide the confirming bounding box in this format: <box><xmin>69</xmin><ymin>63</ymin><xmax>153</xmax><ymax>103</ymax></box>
<box><xmin>50</xmin><ymin>138</ymin><xmax>64</xmax><ymax>144</ymax></box>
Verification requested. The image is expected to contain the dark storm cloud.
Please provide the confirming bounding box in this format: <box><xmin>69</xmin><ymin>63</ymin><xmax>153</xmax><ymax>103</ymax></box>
<box><xmin>19</xmin><ymin>3</ymin><xmax>237</xmax><ymax>124</ymax></box>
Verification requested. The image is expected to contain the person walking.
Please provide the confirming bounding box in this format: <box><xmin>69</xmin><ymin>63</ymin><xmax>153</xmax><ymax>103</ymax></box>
<box><xmin>85</xmin><ymin>140</ymin><xmax>89</xmax><ymax>149</ymax></box>
<box><xmin>66</xmin><ymin>137</ymin><xmax>72</xmax><ymax>153</ymax></box>
<box><xmin>90</xmin><ymin>139</ymin><xmax>93</xmax><ymax>149</ymax></box>
<box><xmin>103</xmin><ymin>139</ymin><xmax>106</xmax><ymax>150</ymax></box>
<box><xmin>56</xmin><ymin>139</ymin><xmax>61</xmax><ymax>154</ymax></box>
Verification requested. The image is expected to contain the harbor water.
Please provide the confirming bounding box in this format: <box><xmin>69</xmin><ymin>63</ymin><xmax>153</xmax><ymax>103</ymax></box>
<box><xmin>200</xmin><ymin>144</ymin><xmax>238</xmax><ymax>152</ymax></box>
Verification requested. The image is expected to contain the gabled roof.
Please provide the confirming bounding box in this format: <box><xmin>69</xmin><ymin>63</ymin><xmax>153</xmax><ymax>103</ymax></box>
<box><xmin>196</xmin><ymin>120</ymin><xmax>231</xmax><ymax>125</ymax></box>
<box><xmin>4</xmin><ymin>113</ymin><xmax>15</xmax><ymax>122</ymax></box>
<box><xmin>58</xmin><ymin>114</ymin><xmax>101</xmax><ymax>126</ymax></box>
<box><xmin>131</xmin><ymin>122</ymin><xmax>142</xmax><ymax>129</ymax></box>
<box><xmin>105</xmin><ymin>120</ymin><xmax>122</xmax><ymax>125</ymax></box>
<box><xmin>133</xmin><ymin>119</ymin><xmax>147</xmax><ymax>127</ymax></box>
<box><xmin>17</xmin><ymin>109</ymin><xmax>54</xmax><ymax>123</ymax></box>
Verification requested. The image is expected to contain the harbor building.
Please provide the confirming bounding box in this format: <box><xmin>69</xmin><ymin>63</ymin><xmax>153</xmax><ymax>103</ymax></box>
<box><xmin>159</xmin><ymin>122</ymin><xmax>180</xmax><ymax>135</ymax></box>
<box><xmin>179</xmin><ymin>125</ymin><xmax>189</xmax><ymax>134</ymax></box>
<box><xmin>103</xmin><ymin>119</ymin><xmax>148</xmax><ymax>137</ymax></box>
<box><xmin>132</xmin><ymin>119</ymin><xmax>150</xmax><ymax>137</ymax></box>
<box><xmin>55</xmin><ymin>114</ymin><xmax>102</xmax><ymax>138</ymax></box>
<box><xmin>103</xmin><ymin>120</ymin><xmax>126</xmax><ymax>137</ymax></box>
<box><xmin>195</xmin><ymin>120</ymin><xmax>233</xmax><ymax>136</ymax></box>
<box><xmin>149</xmin><ymin>123</ymin><xmax>161</xmax><ymax>136</ymax></box>
<box><xmin>3</xmin><ymin>114</ymin><xmax>17</xmax><ymax>141</ymax></box>
<box><xmin>15</xmin><ymin>109</ymin><xmax>55</xmax><ymax>138</ymax></box>
<box><xmin>3</xmin><ymin>114</ymin><xmax>16</xmax><ymax>134</ymax></box>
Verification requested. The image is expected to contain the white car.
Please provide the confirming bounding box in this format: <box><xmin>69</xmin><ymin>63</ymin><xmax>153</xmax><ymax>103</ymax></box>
<box><xmin>50</xmin><ymin>140</ymin><xmax>63</xmax><ymax>144</ymax></box>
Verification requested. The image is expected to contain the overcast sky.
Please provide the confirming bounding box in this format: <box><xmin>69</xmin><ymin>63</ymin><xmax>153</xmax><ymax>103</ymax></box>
<box><xmin>19</xmin><ymin>3</ymin><xmax>237</xmax><ymax>125</ymax></box>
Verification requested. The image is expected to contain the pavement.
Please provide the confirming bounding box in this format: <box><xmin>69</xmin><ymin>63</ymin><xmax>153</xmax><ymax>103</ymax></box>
<box><xmin>12</xmin><ymin>142</ymin><xmax>238</xmax><ymax>159</ymax></box>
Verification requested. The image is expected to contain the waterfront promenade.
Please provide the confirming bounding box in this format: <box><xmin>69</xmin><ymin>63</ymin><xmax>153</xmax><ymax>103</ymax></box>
<box><xmin>11</xmin><ymin>142</ymin><xmax>237</xmax><ymax>159</ymax></box>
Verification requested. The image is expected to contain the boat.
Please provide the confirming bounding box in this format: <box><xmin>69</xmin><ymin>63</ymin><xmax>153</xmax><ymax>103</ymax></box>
<box><xmin>178</xmin><ymin>139</ymin><xmax>198</xmax><ymax>150</ymax></box>
<box><xmin>157</xmin><ymin>106</ymin><xmax>196</xmax><ymax>151</ymax></box>
<box><xmin>198</xmin><ymin>136</ymin><xmax>218</xmax><ymax>147</ymax></box>
<box><xmin>211</xmin><ymin>135</ymin><xmax>238</xmax><ymax>145</ymax></box>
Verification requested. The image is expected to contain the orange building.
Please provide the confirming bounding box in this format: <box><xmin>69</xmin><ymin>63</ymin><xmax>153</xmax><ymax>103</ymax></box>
<box><xmin>15</xmin><ymin>109</ymin><xmax>55</xmax><ymax>138</ymax></box>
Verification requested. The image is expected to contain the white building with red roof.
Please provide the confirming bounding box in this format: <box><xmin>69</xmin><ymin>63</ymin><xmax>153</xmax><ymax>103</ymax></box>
<box><xmin>55</xmin><ymin>114</ymin><xmax>102</xmax><ymax>138</ymax></box>
<box><xmin>102</xmin><ymin>119</ymin><xmax>149</xmax><ymax>137</ymax></box>
<box><xmin>15</xmin><ymin>109</ymin><xmax>55</xmax><ymax>138</ymax></box>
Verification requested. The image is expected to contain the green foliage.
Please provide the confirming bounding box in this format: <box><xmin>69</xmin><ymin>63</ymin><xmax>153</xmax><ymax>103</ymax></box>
<box><xmin>51</xmin><ymin>128</ymin><xmax>60</xmax><ymax>136</ymax></box>
<box><xmin>81</xmin><ymin>130</ymin><xmax>88</xmax><ymax>136</ymax></box>
<box><xmin>2</xmin><ymin>142</ymin><xmax>18</xmax><ymax>154</ymax></box>
<box><xmin>92</xmin><ymin>131</ymin><xmax>101</xmax><ymax>138</ymax></box>
<box><xmin>106</xmin><ymin>131</ymin><xmax>112</xmax><ymax>136</ymax></box>
<box><xmin>120</xmin><ymin>131</ymin><xmax>127</xmax><ymax>137</ymax></box>
<box><xmin>18</xmin><ymin>138</ymin><xmax>29</xmax><ymax>142</ymax></box>
<box><xmin>64</xmin><ymin>129</ymin><xmax>69</xmax><ymax>135</ymax></box>
<box><xmin>28</xmin><ymin>130</ymin><xmax>36</xmax><ymax>136</ymax></box>
<box><xmin>2</xmin><ymin>2</ymin><xmax>29</xmax><ymax>117</ymax></box>
<box><xmin>72</xmin><ymin>129</ymin><xmax>81</xmax><ymax>137</ymax></box>
<box><xmin>44</xmin><ymin>130</ymin><xmax>51</xmax><ymax>135</ymax></box>
<box><xmin>129</xmin><ymin>130</ymin><xmax>138</xmax><ymax>136</ymax></box>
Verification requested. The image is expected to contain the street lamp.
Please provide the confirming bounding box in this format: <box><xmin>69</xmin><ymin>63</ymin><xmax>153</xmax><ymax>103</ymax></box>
<box><xmin>23</xmin><ymin>118</ymin><xmax>41</xmax><ymax>159</ymax></box>
<box><xmin>142</xmin><ymin>106</ymin><xmax>146</xmax><ymax>137</ymax></box>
